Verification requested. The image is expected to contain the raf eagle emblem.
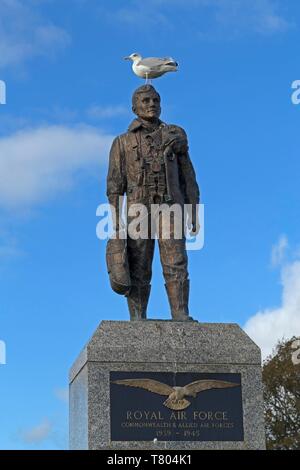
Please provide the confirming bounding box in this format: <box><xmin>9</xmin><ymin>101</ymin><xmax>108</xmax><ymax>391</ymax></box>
<box><xmin>112</xmin><ymin>378</ymin><xmax>240</xmax><ymax>410</ymax></box>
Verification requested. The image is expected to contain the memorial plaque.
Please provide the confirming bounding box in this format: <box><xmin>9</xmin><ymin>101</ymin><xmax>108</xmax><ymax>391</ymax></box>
<box><xmin>110</xmin><ymin>371</ymin><xmax>244</xmax><ymax>442</ymax></box>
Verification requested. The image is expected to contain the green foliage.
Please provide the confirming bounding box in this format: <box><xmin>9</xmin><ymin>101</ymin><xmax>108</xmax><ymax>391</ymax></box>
<box><xmin>262</xmin><ymin>337</ymin><xmax>300</xmax><ymax>450</ymax></box>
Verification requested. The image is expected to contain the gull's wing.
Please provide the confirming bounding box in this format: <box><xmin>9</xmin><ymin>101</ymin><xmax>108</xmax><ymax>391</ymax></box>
<box><xmin>185</xmin><ymin>380</ymin><xmax>240</xmax><ymax>396</ymax></box>
<box><xmin>112</xmin><ymin>379</ymin><xmax>173</xmax><ymax>396</ymax></box>
<box><xmin>139</xmin><ymin>57</ymin><xmax>177</xmax><ymax>69</ymax></box>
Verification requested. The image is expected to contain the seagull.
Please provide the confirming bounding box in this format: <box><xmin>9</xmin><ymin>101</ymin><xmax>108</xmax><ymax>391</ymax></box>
<box><xmin>124</xmin><ymin>53</ymin><xmax>178</xmax><ymax>83</ymax></box>
<box><xmin>112</xmin><ymin>378</ymin><xmax>240</xmax><ymax>410</ymax></box>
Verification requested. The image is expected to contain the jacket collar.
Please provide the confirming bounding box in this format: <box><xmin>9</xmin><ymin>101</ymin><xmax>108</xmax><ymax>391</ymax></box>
<box><xmin>128</xmin><ymin>118</ymin><xmax>164</xmax><ymax>132</ymax></box>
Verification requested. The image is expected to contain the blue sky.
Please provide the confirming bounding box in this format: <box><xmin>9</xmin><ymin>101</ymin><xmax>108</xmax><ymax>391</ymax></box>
<box><xmin>0</xmin><ymin>0</ymin><xmax>300</xmax><ymax>449</ymax></box>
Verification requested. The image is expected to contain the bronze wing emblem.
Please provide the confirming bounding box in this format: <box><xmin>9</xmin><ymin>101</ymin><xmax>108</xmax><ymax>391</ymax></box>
<box><xmin>112</xmin><ymin>378</ymin><xmax>240</xmax><ymax>410</ymax></box>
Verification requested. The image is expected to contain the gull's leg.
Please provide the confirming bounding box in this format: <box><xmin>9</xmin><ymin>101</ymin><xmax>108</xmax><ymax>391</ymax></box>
<box><xmin>145</xmin><ymin>72</ymin><xmax>148</xmax><ymax>85</ymax></box>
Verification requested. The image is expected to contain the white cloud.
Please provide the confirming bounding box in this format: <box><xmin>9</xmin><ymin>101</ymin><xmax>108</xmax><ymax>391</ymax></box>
<box><xmin>244</xmin><ymin>259</ymin><xmax>300</xmax><ymax>359</ymax></box>
<box><xmin>213</xmin><ymin>0</ymin><xmax>290</xmax><ymax>35</ymax></box>
<box><xmin>271</xmin><ymin>234</ymin><xmax>288</xmax><ymax>267</ymax></box>
<box><xmin>0</xmin><ymin>105</ymin><xmax>128</xmax><ymax>135</ymax></box>
<box><xmin>0</xmin><ymin>0</ymin><xmax>70</xmax><ymax>69</ymax></box>
<box><xmin>113</xmin><ymin>0</ymin><xmax>291</xmax><ymax>36</ymax></box>
<box><xmin>0</xmin><ymin>125</ymin><xmax>113</xmax><ymax>209</ymax></box>
<box><xmin>20</xmin><ymin>419</ymin><xmax>52</xmax><ymax>444</ymax></box>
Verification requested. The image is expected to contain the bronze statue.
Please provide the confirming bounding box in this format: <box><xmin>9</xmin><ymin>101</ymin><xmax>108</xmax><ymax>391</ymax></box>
<box><xmin>106</xmin><ymin>85</ymin><xmax>200</xmax><ymax>321</ymax></box>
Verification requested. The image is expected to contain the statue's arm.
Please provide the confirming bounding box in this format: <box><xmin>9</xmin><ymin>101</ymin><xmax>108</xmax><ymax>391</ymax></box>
<box><xmin>179</xmin><ymin>152</ymin><xmax>200</xmax><ymax>205</ymax></box>
<box><xmin>176</xmin><ymin>129</ymin><xmax>200</xmax><ymax>233</ymax></box>
<box><xmin>176</xmin><ymin>131</ymin><xmax>200</xmax><ymax>206</ymax></box>
<box><xmin>106</xmin><ymin>136</ymin><xmax>127</xmax><ymax>229</ymax></box>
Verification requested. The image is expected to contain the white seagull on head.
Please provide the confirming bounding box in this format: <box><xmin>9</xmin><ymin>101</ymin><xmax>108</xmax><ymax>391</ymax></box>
<box><xmin>124</xmin><ymin>53</ymin><xmax>178</xmax><ymax>83</ymax></box>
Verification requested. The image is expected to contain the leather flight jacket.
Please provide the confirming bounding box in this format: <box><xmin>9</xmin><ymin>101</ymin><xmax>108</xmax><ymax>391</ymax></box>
<box><xmin>107</xmin><ymin>118</ymin><xmax>200</xmax><ymax>211</ymax></box>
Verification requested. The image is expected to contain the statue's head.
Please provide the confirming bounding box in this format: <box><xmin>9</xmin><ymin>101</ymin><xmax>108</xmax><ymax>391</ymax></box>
<box><xmin>132</xmin><ymin>85</ymin><xmax>161</xmax><ymax>121</ymax></box>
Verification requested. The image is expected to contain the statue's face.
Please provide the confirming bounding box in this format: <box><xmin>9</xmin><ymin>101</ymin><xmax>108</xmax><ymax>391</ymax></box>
<box><xmin>134</xmin><ymin>91</ymin><xmax>161</xmax><ymax>121</ymax></box>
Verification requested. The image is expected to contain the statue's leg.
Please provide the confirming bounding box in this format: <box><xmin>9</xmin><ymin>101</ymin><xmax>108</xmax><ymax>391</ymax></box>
<box><xmin>158</xmin><ymin>210</ymin><xmax>193</xmax><ymax>321</ymax></box>
<box><xmin>159</xmin><ymin>239</ymin><xmax>192</xmax><ymax>321</ymax></box>
<box><xmin>126</xmin><ymin>236</ymin><xmax>155</xmax><ymax>320</ymax></box>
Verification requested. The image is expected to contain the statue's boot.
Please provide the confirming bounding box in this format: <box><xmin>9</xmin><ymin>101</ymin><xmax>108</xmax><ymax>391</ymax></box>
<box><xmin>165</xmin><ymin>279</ymin><xmax>194</xmax><ymax>321</ymax></box>
<box><xmin>127</xmin><ymin>284</ymin><xmax>151</xmax><ymax>320</ymax></box>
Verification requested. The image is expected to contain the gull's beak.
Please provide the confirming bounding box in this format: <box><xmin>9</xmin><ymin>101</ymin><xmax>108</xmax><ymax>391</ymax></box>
<box><xmin>123</xmin><ymin>56</ymin><xmax>131</xmax><ymax>61</ymax></box>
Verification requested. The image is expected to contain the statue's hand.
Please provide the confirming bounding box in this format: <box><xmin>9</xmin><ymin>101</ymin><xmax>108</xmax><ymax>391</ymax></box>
<box><xmin>187</xmin><ymin>207</ymin><xmax>200</xmax><ymax>236</ymax></box>
<box><xmin>189</xmin><ymin>218</ymin><xmax>200</xmax><ymax>236</ymax></box>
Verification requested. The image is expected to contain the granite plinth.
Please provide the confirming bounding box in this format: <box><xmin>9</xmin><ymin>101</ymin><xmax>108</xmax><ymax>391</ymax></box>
<box><xmin>69</xmin><ymin>321</ymin><xmax>265</xmax><ymax>450</ymax></box>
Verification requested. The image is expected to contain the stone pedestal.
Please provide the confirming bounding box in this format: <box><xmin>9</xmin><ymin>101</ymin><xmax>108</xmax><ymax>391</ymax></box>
<box><xmin>69</xmin><ymin>321</ymin><xmax>265</xmax><ymax>450</ymax></box>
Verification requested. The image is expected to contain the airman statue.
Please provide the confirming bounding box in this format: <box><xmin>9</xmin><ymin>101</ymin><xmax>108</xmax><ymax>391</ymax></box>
<box><xmin>106</xmin><ymin>85</ymin><xmax>200</xmax><ymax>321</ymax></box>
